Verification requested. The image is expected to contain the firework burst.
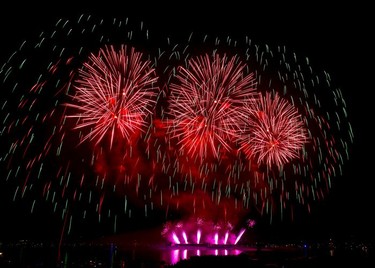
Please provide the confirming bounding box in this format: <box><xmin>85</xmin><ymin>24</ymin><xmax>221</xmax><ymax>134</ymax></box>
<box><xmin>65</xmin><ymin>44</ymin><xmax>159</xmax><ymax>149</ymax></box>
<box><xmin>238</xmin><ymin>91</ymin><xmax>309</xmax><ymax>168</ymax></box>
<box><xmin>167</xmin><ymin>52</ymin><xmax>257</xmax><ymax>161</ymax></box>
<box><xmin>0</xmin><ymin>14</ymin><xmax>354</xmax><ymax>241</ymax></box>
<box><xmin>0</xmin><ymin>15</ymin><xmax>163</xmax><ymax>237</ymax></box>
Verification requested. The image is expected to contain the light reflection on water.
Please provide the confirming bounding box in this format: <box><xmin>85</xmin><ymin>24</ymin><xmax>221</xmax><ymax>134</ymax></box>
<box><xmin>0</xmin><ymin>242</ymin><xmax>253</xmax><ymax>267</ymax></box>
<box><xmin>160</xmin><ymin>247</ymin><xmax>244</xmax><ymax>265</ymax></box>
<box><xmin>1</xmin><ymin>241</ymin><xmax>371</xmax><ymax>267</ymax></box>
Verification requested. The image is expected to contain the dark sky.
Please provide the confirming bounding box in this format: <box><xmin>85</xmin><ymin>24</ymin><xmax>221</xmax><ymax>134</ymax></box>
<box><xmin>0</xmin><ymin>3</ymin><xmax>373</xmax><ymax>243</ymax></box>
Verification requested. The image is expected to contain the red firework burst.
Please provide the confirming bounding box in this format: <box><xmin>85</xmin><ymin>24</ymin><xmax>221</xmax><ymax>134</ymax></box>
<box><xmin>167</xmin><ymin>52</ymin><xmax>257</xmax><ymax>160</ymax></box>
<box><xmin>238</xmin><ymin>92</ymin><xmax>309</xmax><ymax>167</ymax></box>
<box><xmin>65</xmin><ymin>45</ymin><xmax>159</xmax><ymax>148</ymax></box>
<box><xmin>0</xmin><ymin>14</ymin><xmax>354</xmax><ymax>239</ymax></box>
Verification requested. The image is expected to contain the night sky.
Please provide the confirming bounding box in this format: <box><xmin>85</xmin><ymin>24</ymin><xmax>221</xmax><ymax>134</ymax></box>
<box><xmin>0</xmin><ymin>3</ymin><xmax>373</xmax><ymax>244</ymax></box>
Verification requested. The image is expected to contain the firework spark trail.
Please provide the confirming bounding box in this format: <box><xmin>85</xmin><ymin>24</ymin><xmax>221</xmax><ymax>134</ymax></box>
<box><xmin>64</xmin><ymin>44</ymin><xmax>159</xmax><ymax>149</ymax></box>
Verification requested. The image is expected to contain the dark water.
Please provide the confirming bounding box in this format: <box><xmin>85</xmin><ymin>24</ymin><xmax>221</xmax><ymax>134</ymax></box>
<box><xmin>0</xmin><ymin>240</ymin><xmax>373</xmax><ymax>267</ymax></box>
